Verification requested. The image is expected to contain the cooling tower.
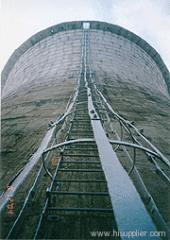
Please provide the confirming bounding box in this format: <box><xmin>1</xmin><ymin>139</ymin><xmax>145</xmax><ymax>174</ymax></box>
<box><xmin>1</xmin><ymin>21</ymin><xmax>170</xmax><ymax>239</ymax></box>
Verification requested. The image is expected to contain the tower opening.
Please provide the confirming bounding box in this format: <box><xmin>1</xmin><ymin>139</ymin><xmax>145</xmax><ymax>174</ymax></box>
<box><xmin>83</xmin><ymin>22</ymin><xmax>90</xmax><ymax>29</ymax></box>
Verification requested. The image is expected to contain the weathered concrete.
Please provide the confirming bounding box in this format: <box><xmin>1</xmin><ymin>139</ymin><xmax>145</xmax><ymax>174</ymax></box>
<box><xmin>1</xmin><ymin>21</ymin><xmax>170</xmax><ymax>238</ymax></box>
<box><xmin>1</xmin><ymin>21</ymin><xmax>170</xmax><ymax>97</ymax></box>
<box><xmin>89</xmin><ymin>30</ymin><xmax>168</xmax><ymax>96</ymax></box>
<box><xmin>2</xmin><ymin>29</ymin><xmax>81</xmax><ymax>98</ymax></box>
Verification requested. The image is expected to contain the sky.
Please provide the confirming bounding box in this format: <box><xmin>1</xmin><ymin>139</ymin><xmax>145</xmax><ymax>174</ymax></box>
<box><xmin>1</xmin><ymin>0</ymin><xmax>170</xmax><ymax>75</ymax></box>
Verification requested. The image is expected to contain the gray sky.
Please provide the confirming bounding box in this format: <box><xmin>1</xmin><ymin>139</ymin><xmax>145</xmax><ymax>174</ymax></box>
<box><xmin>1</xmin><ymin>0</ymin><xmax>170</xmax><ymax>74</ymax></box>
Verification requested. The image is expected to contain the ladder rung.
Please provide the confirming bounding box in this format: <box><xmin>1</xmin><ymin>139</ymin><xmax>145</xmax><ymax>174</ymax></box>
<box><xmin>65</xmin><ymin>148</ymin><xmax>98</xmax><ymax>151</ymax></box>
<box><xmin>67</xmin><ymin>138</ymin><xmax>76</xmax><ymax>140</ymax></box>
<box><xmin>58</xmin><ymin>169</ymin><xmax>102</xmax><ymax>172</ymax></box>
<box><xmin>71</xmin><ymin>120</ymin><xmax>91</xmax><ymax>122</ymax></box>
<box><xmin>71</xmin><ymin>124</ymin><xmax>91</xmax><ymax>126</ymax></box>
<box><xmin>47</xmin><ymin>207</ymin><xmax>113</xmax><ymax>212</ymax></box>
<box><xmin>74</xmin><ymin>114</ymin><xmax>89</xmax><ymax>116</ymax></box>
<box><xmin>73</xmin><ymin>116</ymin><xmax>90</xmax><ymax>120</ymax></box>
<box><xmin>54</xmin><ymin>179</ymin><xmax>106</xmax><ymax>183</ymax></box>
<box><xmin>69</xmin><ymin>130</ymin><xmax>93</xmax><ymax>133</ymax></box>
<box><xmin>62</xmin><ymin>154</ymin><xmax>99</xmax><ymax>157</ymax></box>
<box><xmin>67</xmin><ymin>143</ymin><xmax>96</xmax><ymax>146</ymax></box>
<box><xmin>50</xmin><ymin>191</ymin><xmax>109</xmax><ymax>195</ymax></box>
<box><xmin>67</xmin><ymin>133</ymin><xmax>94</xmax><ymax>136</ymax></box>
<box><xmin>72</xmin><ymin>120</ymin><xmax>90</xmax><ymax>123</ymax></box>
<box><xmin>61</xmin><ymin>161</ymin><xmax>100</xmax><ymax>164</ymax></box>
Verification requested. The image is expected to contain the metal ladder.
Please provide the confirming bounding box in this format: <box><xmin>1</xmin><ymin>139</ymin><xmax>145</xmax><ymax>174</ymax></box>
<box><xmin>4</xmin><ymin>22</ymin><xmax>170</xmax><ymax>240</ymax></box>
<box><xmin>32</xmin><ymin>21</ymin><xmax>170</xmax><ymax>240</ymax></box>
<box><xmin>34</xmin><ymin>25</ymin><xmax>120</xmax><ymax>240</ymax></box>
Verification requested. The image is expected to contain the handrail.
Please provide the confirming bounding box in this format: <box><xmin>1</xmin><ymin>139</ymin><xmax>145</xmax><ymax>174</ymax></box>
<box><xmin>95</xmin><ymin>85</ymin><xmax>170</xmax><ymax>168</ymax></box>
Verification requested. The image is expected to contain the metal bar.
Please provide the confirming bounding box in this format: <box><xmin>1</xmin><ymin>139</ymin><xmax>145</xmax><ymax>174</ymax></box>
<box><xmin>87</xmin><ymin>87</ymin><xmax>159</xmax><ymax>237</ymax></box>
<box><xmin>68</xmin><ymin>143</ymin><xmax>97</xmax><ymax>146</ymax></box>
<box><xmin>71</xmin><ymin>121</ymin><xmax>90</xmax><ymax>124</ymax></box>
<box><xmin>50</xmin><ymin>191</ymin><xmax>109</xmax><ymax>195</ymax></box>
<box><xmin>65</xmin><ymin>148</ymin><xmax>98</xmax><ymax>151</ymax></box>
<box><xmin>0</xmin><ymin>126</ymin><xmax>56</xmax><ymax>214</ymax></box>
<box><xmin>156</xmin><ymin>167</ymin><xmax>170</xmax><ymax>186</ymax></box>
<box><xmin>96</xmin><ymin>85</ymin><xmax>170</xmax><ymax>168</ymax></box>
<box><xmin>74</xmin><ymin>114</ymin><xmax>90</xmax><ymax>116</ymax></box>
<box><xmin>61</xmin><ymin>161</ymin><xmax>100</xmax><ymax>164</ymax></box>
<box><xmin>148</xmin><ymin>155</ymin><xmax>170</xmax><ymax>186</ymax></box>
<box><xmin>128</xmin><ymin>146</ymin><xmax>136</xmax><ymax>175</ymax></box>
<box><xmin>62</xmin><ymin>154</ymin><xmax>99</xmax><ymax>157</ymax></box>
<box><xmin>68</xmin><ymin>130</ymin><xmax>93</xmax><ymax>133</ymax></box>
<box><xmin>54</xmin><ymin>179</ymin><xmax>106</xmax><ymax>183</ymax></box>
<box><xmin>76</xmin><ymin>101</ymin><xmax>88</xmax><ymax>105</ymax></box>
<box><xmin>70</xmin><ymin>119</ymin><xmax>91</xmax><ymax>122</ymax></box>
<box><xmin>74</xmin><ymin>118</ymin><xmax>90</xmax><ymax>120</ymax></box>
<box><xmin>31</xmin><ymin>24</ymin><xmax>170</xmax><ymax>240</ymax></box>
<box><xmin>33</xmin><ymin>199</ymin><xmax>49</xmax><ymax>240</ymax></box>
<box><xmin>43</xmin><ymin>139</ymin><xmax>95</xmax><ymax>154</ymax></box>
<box><xmin>58</xmin><ymin>169</ymin><xmax>102</xmax><ymax>172</ymax></box>
<box><xmin>47</xmin><ymin>207</ymin><xmax>112</xmax><ymax>212</ymax></box>
<box><xmin>107</xmin><ymin>113</ymin><xmax>170</xmax><ymax>235</ymax></box>
<box><xmin>7</xmin><ymin>132</ymin><xmax>59</xmax><ymax>238</ymax></box>
<box><xmin>42</xmin><ymin>153</ymin><xmax>54</xmax><ymax>181</ymax></box>
<box><xmin>44</xmin><ymin>138</ymin><xmax>162</xmax><ymax>160</ymax></box>
<box><xmin>67</xmin><ymin>133</ymin><xmax>94</xmax><ymax>136</ymax></box>
<box><xmin>108</xmin><ymin>140</ymin><xmax>164</xmax><ymax>159</ymax></box>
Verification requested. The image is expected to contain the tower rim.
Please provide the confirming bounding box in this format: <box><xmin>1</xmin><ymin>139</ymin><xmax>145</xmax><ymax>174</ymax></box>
<box><xmin>1</xmin><ymin>20</ymin><xmax>170</xmax><ymax>95</ymax></box>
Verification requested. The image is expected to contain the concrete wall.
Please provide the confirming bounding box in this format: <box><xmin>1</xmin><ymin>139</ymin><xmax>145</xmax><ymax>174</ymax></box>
<box><xmin>89</xmin><ymin>30</ymin><xmax>168</xmax><ymax>96</ymax></box>
<box><xmin>1</xmin><ymin>22</ymin><xmax>170</xmax><ymax>231</ymax></box>
<box><xmin>2</xmin><ymin>21</ymin><xmax>170</xmax><ymax>98</ymax></box>
<box><xmin>2</xmin><ymin>29</ymin><xmax>82</xmax><ymax>98</ymax></box>
<box><xmin>1</xmin><ymin>21</ymin><xmax>170</xmax><ymax>99</ymax></box>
